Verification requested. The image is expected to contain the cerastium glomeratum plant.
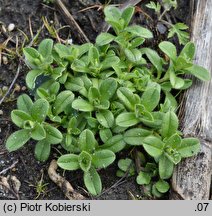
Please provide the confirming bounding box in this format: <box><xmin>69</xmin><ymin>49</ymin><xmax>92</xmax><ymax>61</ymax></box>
<box><xmin>6</xmin><ymin>5</ymin><xmax>210</xmax><ymax>197</ymax></box>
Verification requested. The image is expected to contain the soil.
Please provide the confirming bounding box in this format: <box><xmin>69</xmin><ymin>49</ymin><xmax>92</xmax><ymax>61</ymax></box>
<box><xmin>0</xmin><ymin>0</ymin><xmax>190</xmax><ymax>200</ymax></box>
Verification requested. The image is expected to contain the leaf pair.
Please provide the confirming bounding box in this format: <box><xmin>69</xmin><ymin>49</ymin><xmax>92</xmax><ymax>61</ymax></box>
<box><xmin>72</xmin><ymin>78</ymin><xmax>117</xmax><ymax>114</ymax></box>
<box><xmin>57</xmin><ymin>129</ymin><xmax>115</xmax><ymax>195</ymax></box>
<box><xmin>6</xmin><ymin>94</ymin><xmax>62</xmax><ymax>161</ymax></box>
<box><xmin>159</xmin><ymin>41</ymin><xmax>210</xmax><ymax>87</ymax></box>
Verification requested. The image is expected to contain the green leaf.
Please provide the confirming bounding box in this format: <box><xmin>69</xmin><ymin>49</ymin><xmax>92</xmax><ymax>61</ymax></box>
<box><xmin>130</xmin><ymin>37</ymin><xmax>145</xmax><ymax>48</ymax></box>
<box><xmin>125</xmin><ymin>25</ymin><xmax>153</xmax><ymax>38</ymax></box>
<box><xmin>152</xmin><ymin>184</ymin><xmax>163</xmax><ymax>198</ymax></box>
<box><xmin>116</xmin><ymin>112</ymin><xmax>139</xmax><ymax>127</ymax></box>
<box><xmin>146</xmin><ymin>1</ymin><xmax>161</xmax><ymax>13</ymax></box>
<box><xmin>155</xmin><ymin>180</ymin><xmax>170</xmax><ymax>193</ymax></box>
<box><xmin>117</xmin><ymin>87</ymin><xmax>138</xmax><ymax>111</ymax></box>
<box><xmin>164</xmin><ymin>91</ymin><xmax>178</xmax><ymax>110</ymax></box>
<box><xmin>143</xmin><ymin>136</ymin><xmax>164</xmax><ymax>157</ymax></box>
<box><xmin>141</xmin><ymin>82</ymin><xmax>161</xmax><ymax>111</ymax></box>
<box><xmin>104</xmin><ymin>5</ymin><xmax>122</xmax><ymax>22</ymax></box>
<box><xmin>180</xmin><ymin>79</ymin><xmax>192</xmax><ymax>90</ymax></box>
<box><xmin>186</xmin><ymin>64</ymin><xmax>210</xmax><ymax>81</ymax></box>
<box><xmin>65</xmin><ymin>77</ymin><xmax>84</xmax><ymax>92</ymax></box>
<box><xmin>71</xmin><ymin>59</ymin><xmax>89</xmax><ymax>73</ymax></box>
<box><xmin>11</xmin><ymin>110</ymin><xmax>32</xmax><ymax>128</ymax></box>
<box><xmin>57</xmin><ymin>154</ymin><xmax>80</xmax><ymax>170</ymax></box>
<box><xmin>96</xmin><ymin>110</ymin><xmax>114</xmax><ymax>128</ymax></box>
<box><xmin>31</xmin><ymin>123</ymin><xmax>46</xmax><ymax>140</ymax></box>
<box><xmin>79</xmin><ymin>129</ymin><xmax>97</xmax><ymax>152</ymax></box>
<box><xmin>170</xmin><ymin>70</ymin><xmax>185</xmax><ymax>89</ymax></box>
<box><xmin>142</xmin><ymin>48</ymin><xmax>163</xmax><ymax>72</ymax></box>
<box><xmin>99</xmin><ymin>78</ymin><xmax>117</xmax><ymax>100</ymax></box>
<box><xmin>31</xmin><ymin>99</ymin><xmax>49</xmax><ymax>122</ymax></box>
<box><xmin>17</xmin><ymin>94</ymin><xmax>33</xmax><ymax>114</ymax></box>
<box><xmin>86</xmin><ymin>117</ymin><xmax>99</xmax><ymax>128</ymax></box>
<box><xmin>99</xmin><ymin>129</ymin><xmax>112</xmax><ymax>143</ymax></box>
<box><xmin>101</xmin><ymin>55</ymin><xmax>120</xmax><ymax>70</ymax></box>
<box><xmin>177</xmin><ymin>138</ymin><xmax>200</xmax><ymax>158</ymax></box>
<box><xmin>38</xmin><ymin>38</ymin><xmax>53</xmax><ymax>57</ymax></box>
<box><xmin>124</xmin><ymin>128</ymin><xmax>152</xmax><ymax>145</ymax></box>
<box><xmin>168</xmin><ymin>23</ymin><xmax>189</xmax><ymax>45</ymax></box>
<box><xmin>116</xmin><ymin>170</ymin><xmax>125</xmax><ymax>177</ymax></box>
<box><xmin>88</xmin><ymin>87</ymin><xmax>100</xmax><ymax>102</ymax></box>
<box><xmin>159</xmin><ymin>154</ymin><xmax>174</xmax><ymax>179</ymax></box>
<box><xmin>88</xmin><ymin>46</ymin><xmax>99</xmax><ymax>65</ymax></box>
<box><xmin>26</xmin><ymin>69</ymin><xmax>43</xmax><ymax>89</ymax></box>
<box><xmin>179</xmin><ymin>42</ymin><xmax>195</xmax><ymax>60</ymax></box>
<box><xmin>72</xmin><ymin>99</ymin><xmax>94</xmax><ymax>112</ymax></box>
<box><xmin>92</xmin><ymin>150</ymin><xmax>115</xmax><ymax>169</ymax></box>
<box><xmin>53</xmin><ymin>90</ymin><xmax>74</xmax><ymax>115</ymax></box>
<box><xmin>135</xmin><ymin>104</ymin><xmax>154</xmax><ymax>121</ymax></box>
<box><xmin>122</xmin><ymin>6</ymin><xmax>134</xmax><ymax>27</ymax></box>
<box><xmin>165</xmin><ymin>148</ymin><xmax>181</xmax><ymax>165</ymax></box>
<box><xmin>54</xmin><ymin>43</ymin><xmax>73</xmax><ymax>58</ymax></box>
<box><xmin>34</xmin><ymin>140</ymin><xmax>51</xmax><ymax>162</ymax></box>
<box><xmin>44</xmin><ymin>124</ymin><xmax>63</xmax><ymax>144</ymax></box>
<box><xmin>96</xmin><ymin>33</ymin><xmax>115</xmax><ymax>46</ymax></box>
<box><xmin>23</xmin><ymin>47</ymin><xmax>40</xmax><ymax>66</ymax></box>
<box><xmin>165</xmin><ymin>133</ymin><xmax>181</xmax><ymax>149</ymax></box>
<box><xmin>78</xmin><ymin>151</ymin><xmax>92</xmax><ymax>172</ymax></box>
<box><xmin>175</xmin><ymin>56</ymin><xmax>193</xmax><ymax>70</ymax></box>
<box><xmin>124</xmin><ymin>48</ymin><xmax>142</xmax><ymax>63</ymax></box>
<box><xmin>84</xmin><ymin>167</ymin><xmax>102</xmax><ymax>196</ymax></box>
<box><xmin>6</xmin><ymin>129</ymin><xmax>31</xmax><ymax>152</ymax></box>
<box><xmin>99</xmin><ymin>135</ymin><xmax>126</xmax><ymax>153</ymax></box>
<box><xmin>52</xmin><ymin>67</ymin><xmax>65</xmax><ymax>80</ymax></box>
<box><xmin>67</xmin><ymin>116</ymin><xmax>77</xmax><ymax>130</ymax></box>
<box><xmin>159</xmin><ymin>41</ymin><xmax>177</xmax><ymax>61</ymax></box>
<box><xmin>161</xmin><ymin>111</ymin><xmax>179</xmax><ymax>138</ymax></box>
<box><xmin>162</xmin><ymin>0</ymin><xmax>177</xmax><ymax>10</ymax></box>
<box><xmin>141</xmin><ymin>111</ymin><xmax>164</xmax><ymax>129</ymax></box>
<box><xmin>94</xmin><ymin>99</ymin><xmax>110</xmax><ymax>110</ymax></box>
<box><xmin>118</xmin><ymin>158</ymin><xmax>135</xmax><ymax>175</ymax></box>
<box><xmin>136</xmin><ymin>171</ymin><xmax>151</xmax><ymax>185</ymax></box>
<box><xmin>118</xmin><ymin>158</ymin><xmax>131</xmax><ymax>171</ymax></box>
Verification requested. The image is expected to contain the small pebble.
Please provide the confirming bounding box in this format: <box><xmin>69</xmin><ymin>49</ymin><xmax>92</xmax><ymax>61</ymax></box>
<box><xmin>0</xmin><ymin>110</ymin><xmax>3</xmax><ymax>115</ymax></box>
<box><xmin>12</xmin><ymin>168</ymin><xmax>17</xmax><ymax>172</ymax></box>
<box><xmin>67</xmin><ymin>39</ymin><xmax>73</xmax><ymax>45</ymax></box>
<box><xmin>157</xmin><ymin>22</ymin><xmax>167</xmax><ymax>34</ymax></box>
<box><xmin>8</xmin><ymin>23</ymin><xmax>15</xmax><ymax>32</ymax></box>
<box><xmin>21</xmin><ymin>86</ymin><xmax>27</xmax><ymax>91</ymax></box>
<box><xmin>2</xmin><ymin>56</ymin><xmax>8</xmax><ymax>65</ymax></box>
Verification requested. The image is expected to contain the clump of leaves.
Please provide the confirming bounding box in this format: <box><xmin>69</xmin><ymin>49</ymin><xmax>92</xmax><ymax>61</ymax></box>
<box><xmin>146</xmin><ymin>0</ymin><xmax>189</xmax><ymax>45</ymax></box>
<box><xmin>5</xmin><ymin>5</ymin><xmax>210</xmax><ymax>197</ymax></box>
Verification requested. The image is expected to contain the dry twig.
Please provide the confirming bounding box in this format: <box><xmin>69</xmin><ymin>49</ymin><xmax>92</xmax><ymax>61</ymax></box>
<box><xmin>54</xmin><ymin>0</ymin><xmax>90</xmax><ymax>43</ymax></box>
<box><xmin>48</xmin><ymin>160</ymin><xmax>84</xmax><ymax>200</ymax></box>
<box><xmin>0</xmin><ymin>160</ymin><xmax>19</xmax><ymax>175</ymax></box>
<box><xmin>0</xmin><ymin>176</ymin><xmax>20</xmax><ymax>199</ymax></box>
<box><xmin>0</xmin><ymin>62</ymin><xmax>22</xmax><ymax>105</ymax></box>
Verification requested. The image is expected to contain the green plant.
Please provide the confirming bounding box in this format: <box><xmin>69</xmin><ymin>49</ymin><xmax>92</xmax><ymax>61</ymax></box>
<box><xmin>146</xmin><ymin>0</ymin><xmax>189</xmax><ymax>45</ymax></box>
<box><xmin>5</xmin><ymin>5</ymin><xmax>210</xmax><ymax>197</ymax></box>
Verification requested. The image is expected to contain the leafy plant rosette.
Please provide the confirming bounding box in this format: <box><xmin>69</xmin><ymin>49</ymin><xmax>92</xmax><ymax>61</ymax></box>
<box><xmin>5</xmin><ymin>6</ymin><xmax>210</xmax><ymax>197</ymax></box>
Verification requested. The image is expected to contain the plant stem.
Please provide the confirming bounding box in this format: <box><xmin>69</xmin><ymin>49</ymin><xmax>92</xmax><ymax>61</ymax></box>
<box><xmin>159</xmin><ymin>9</ymin><xmax>168</xmax><ymax>21</ymax></box>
